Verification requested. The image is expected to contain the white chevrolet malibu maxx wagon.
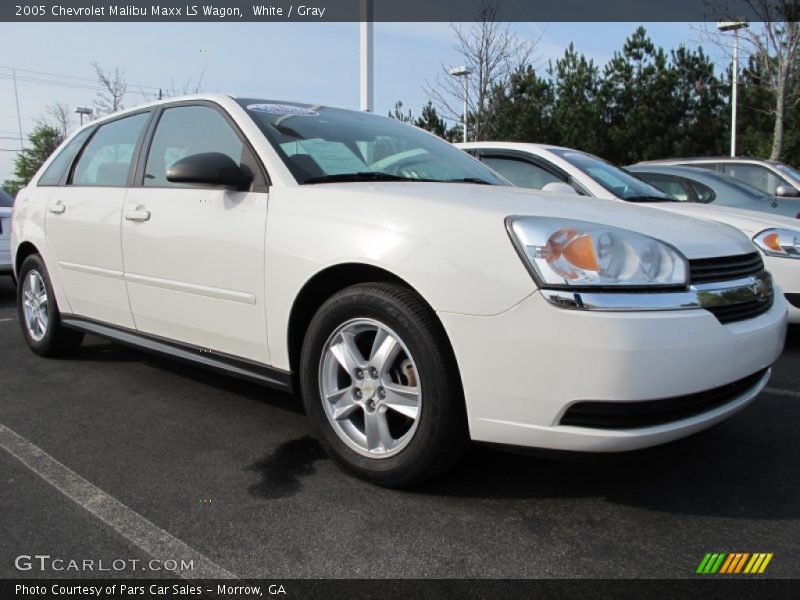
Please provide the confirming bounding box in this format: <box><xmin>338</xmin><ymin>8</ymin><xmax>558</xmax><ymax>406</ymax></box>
<box><xmin>11</xmin><ymin>95</ymin><xmax>788</xmax><ymax>486</ymax></box>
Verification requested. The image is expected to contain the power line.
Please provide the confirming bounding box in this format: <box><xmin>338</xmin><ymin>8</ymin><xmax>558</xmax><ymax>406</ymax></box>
<box><xmin>0</xmin><ymin>72</ymin><xmax>156</xmax><ymax>98</ymax></box>
<box><xmin>0</xmin><ymin>65</ymin><xmax>163</xmax><ymax>92</ymax></box>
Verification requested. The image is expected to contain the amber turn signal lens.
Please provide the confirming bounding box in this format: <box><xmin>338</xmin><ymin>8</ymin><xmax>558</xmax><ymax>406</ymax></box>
<box><xmin>762</xmin><ymin>232</ymin><xmax>783</xmax><ymax>252</ymax></box>
<box><xmin>562</xmin><ymin>234</ymin><xmax>600</xmax><ymax>271</ymax></box>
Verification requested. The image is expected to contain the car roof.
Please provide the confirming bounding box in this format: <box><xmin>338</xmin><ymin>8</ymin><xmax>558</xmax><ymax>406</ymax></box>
<box><xmin>72</xmin><ymin>93</ymin><xmax>339</xmax><ymax>130</ymax></box>
<box><xmin>637</xmin><ymin>156</ymin><xmax>783</xmax><ymax>166</ymax></box>
<box><xmin>455</xmin><ymin>141</ymin><xmax>569</xmax><ymax>153</ymax></box>
<box><xmin>628</xmin><ymin>164</ymin><xmax>722</xmax><ymax>176</ymax></box>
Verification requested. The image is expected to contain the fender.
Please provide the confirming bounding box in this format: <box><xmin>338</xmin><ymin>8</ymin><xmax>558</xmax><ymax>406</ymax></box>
<box><xmin>11</xmin><ymin>189</ymin><xmax>74</xmax><ymax>315</ymax></box>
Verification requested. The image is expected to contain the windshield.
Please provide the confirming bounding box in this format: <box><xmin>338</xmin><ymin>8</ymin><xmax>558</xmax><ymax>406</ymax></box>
<box><xmin>549</xmin><ymin>148</ymin><xmax>673</xmax><ymax>201</ymax></box>
<box><xmin>238</xmin><ymin>99</ymin><xmax>505</xmax><ymax>185</ymax></box>
<box><xmin>777</xmin><ymin>163</ymin><xmax>800</xmax><ymax>186</ymax></box>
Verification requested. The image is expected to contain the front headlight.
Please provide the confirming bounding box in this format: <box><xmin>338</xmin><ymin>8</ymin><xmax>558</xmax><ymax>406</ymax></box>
<box><xmin>507</xmin><ymin>217</ymin><xmax>689</xmax><ymax>288</ymax></box>
<box><xmin>753</xmin><ymin>228</ymin><xmax>800</xmax><ymax>258</ymax></box>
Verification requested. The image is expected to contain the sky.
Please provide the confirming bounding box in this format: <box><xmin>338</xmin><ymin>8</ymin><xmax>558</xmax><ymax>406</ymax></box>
<box><xmin>0</xmin><ymin>21</ymin><xmax>729</xmax><ymax>181</ymax></box>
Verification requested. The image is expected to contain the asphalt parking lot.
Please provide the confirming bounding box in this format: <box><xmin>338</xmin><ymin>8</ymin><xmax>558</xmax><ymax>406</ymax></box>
<box><xmin>1</xmin><ymin>275</ymin><xmax>799</xmax><ymax>580</ymax></box>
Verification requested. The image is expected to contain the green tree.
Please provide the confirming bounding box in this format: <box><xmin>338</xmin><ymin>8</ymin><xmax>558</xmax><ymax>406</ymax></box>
<box><xmin>669</xmin><ymin>45</ymin><xmax>727</xmax><ymax>157</ymax></box>
<box><xmin>414</xmin><ymin>102</ymin><xmax>448</xmax><ymax>137</ymax></box>
<box><xmin>548</xmin><ymin>43</ymin><xmax>602</xmax><ymax>154</ymax></box>
<box><xmin>388</xmin><ymin>100</ymin><xmax>414</xmax><ymax>123</ymax></box>
<box><xmin>2</xmin><ymin>125</ymin><xmax>63</xmax><ymax>197</ymax></box>
<box><xmin>599</xmin><ymin>26</ymin><xmax>678</xmax><ymax>163</ymax></box>
<box><xmin>737</xmin><ymin>55</ymin><xmax>783</xmax><ymax>160</ymax></box>
<box><xmin>485</xmin><ymin>64</ymin><xmax>553</xmax><ymax>142</ymax></box>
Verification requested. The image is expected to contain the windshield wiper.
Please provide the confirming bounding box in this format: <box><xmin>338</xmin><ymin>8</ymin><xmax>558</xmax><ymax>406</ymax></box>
<box><xmin>624</xmin><ymin>195</ymin><xmax>678</xmax><ymax>203</ymax></box>
<box><xmin>445</xmin><ymin>177</ymin><xmax>494</xmax><ymax>185</ymax></box>
<box><xmin>303</xmin><ymin>172</ymin><xmax>430</xmax><ymax>184</ymax></box>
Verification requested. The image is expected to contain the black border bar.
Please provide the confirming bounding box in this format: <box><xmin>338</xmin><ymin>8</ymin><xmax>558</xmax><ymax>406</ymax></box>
<box><xmin>0</xmin><ymin>0</ymin><xmax>784</xmax><ymax>23</ymax></box>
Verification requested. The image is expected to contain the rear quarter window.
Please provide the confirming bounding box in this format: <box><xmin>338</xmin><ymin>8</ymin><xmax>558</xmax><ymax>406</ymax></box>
<box><xmin>38</xmin><ymin>128</ymin><xmax>93</xmax><ymax>186</ymax></box>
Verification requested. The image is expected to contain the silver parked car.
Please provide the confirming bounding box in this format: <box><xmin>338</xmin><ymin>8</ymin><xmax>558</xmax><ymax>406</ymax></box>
<box><xmin>626</xmin><ymin>164</ymin><xmax>800</xmax><ymax>220</ymax></box>
<box><xmin>637</xmin><ymin>157</ymin><xmax>800</xmax><ymax>199</ymax></box>
<box><xmin>0</xmin><ymin>189</ymin><xmax>13</xmax><ymax>275</ymax></box>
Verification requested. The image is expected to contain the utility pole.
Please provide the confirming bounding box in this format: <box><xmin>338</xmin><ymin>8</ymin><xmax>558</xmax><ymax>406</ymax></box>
<box><xmin>11</xmin><ymin>68</ymin><xmax>24</xmax><ymax>150</ymax></box>
<box><xmin>360</xmin><ymin>0</ymin><xmax>373</xmax><ymax>112</ymax></box>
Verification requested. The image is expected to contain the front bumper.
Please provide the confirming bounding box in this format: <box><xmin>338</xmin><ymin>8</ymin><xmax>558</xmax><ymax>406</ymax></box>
<box><xmin>764</xmin><ymin>255</ymin><xmax>800</xmax><ymax>323</ymax></box>
<box><xmin>439</xmin><ymin>291</ymin><xmax>787</xmax><ymax>452</ymax></box>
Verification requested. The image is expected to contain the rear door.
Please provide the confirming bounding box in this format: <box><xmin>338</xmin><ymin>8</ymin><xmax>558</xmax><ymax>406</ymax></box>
<box><xmin>45</xmin><ymin>111</ymin><xmax>151</xmax><ymax>327</ymax></box>
<box><xmin>121</xmin><ymin>102</ymin><xmax>271</xmax><ymax>363</ymax></box>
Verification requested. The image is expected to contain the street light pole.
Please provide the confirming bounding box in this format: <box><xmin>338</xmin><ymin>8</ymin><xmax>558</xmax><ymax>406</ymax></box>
<box><xmin>718</xmin><ymin>21</ymin><xmax>749</xmax><ymax>157</ymax></box>
<box><xmin>462</xmin><ymin>74</ymin><xmax>469</xmax><ymax>143</ymax></box>
<box><xmin>360</xmin><ymin>0</ymin><xmax>373</xmax><ymax>112</ymax></box>
<box><xmin>75</xmin><ymin>107</ymin><xmax>93</xmax><ymax>126</ymax></box>
<box><xmin>449</xmin><ymin>66</ymin><xmax>472</xmax><ymax>143</ymax></box>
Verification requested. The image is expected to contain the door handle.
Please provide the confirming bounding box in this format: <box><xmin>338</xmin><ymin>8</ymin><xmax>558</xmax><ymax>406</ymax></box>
<box><xmin>125</xmin><ymin>208</ymin><xmax>151</xmax><ymax>222</ymax></box>
<box><xmin>48</xmin><ymin>202</ymin><xmax>65</xmax><ymax>215</ymax></box>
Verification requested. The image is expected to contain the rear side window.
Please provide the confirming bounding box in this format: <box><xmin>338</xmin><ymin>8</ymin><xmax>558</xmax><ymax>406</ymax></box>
<box><xmin>38</xmin><ymin>128</ymin><xmax>93</xmax><ymax>186</ymax></box>
<box><xmin>71</xmin><ymin>112</ymin><xmax>150</xmax><ymax>187</ymax></box>
<box><xmin>143</xmin><ymin>105</ymin><xmax>249</xmax><ymax>187</ymax></box>
<box><xmin>481</xmin><ymin>156</ymin><xmax>564</xmax><ymax>189</ymax></box>
<box><xmin>0</xmin><ymin>189</ymin><xmax>13</xmax><ymax>207</ymax></box>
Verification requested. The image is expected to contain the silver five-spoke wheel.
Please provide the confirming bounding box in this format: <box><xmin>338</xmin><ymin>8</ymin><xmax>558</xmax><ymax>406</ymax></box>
<box><xmin>22</xmin><ymin>270</ymin><xmax>49</xmax><ymax>342</ymax></box>
<box><xmin>319</xmin><ymin>318</ymin><xmax>421</xmax><ymax>458</ymax></box>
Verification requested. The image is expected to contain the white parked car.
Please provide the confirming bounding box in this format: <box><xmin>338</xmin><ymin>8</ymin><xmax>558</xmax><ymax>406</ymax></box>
<box><xmin>458</xmin><ymin>142</ymin><xmax>800</xmax><ymax>324</ymax></box>
<box><xmin>11</xmin><ymin>96</ymin><xmax>787</xmax><ymax>486</ymax></box>
<box><xmin>0</xmin><ymin>188</ymin><xmax>13</xmax><ymax>275</ymax></box>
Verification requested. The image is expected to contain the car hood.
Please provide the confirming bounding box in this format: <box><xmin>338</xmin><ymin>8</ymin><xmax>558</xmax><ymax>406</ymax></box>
<box><xmin>320</xmin><ymin>182</ymin><xmax>757</xmax><ymax>259</ymax></box>
<box><xmin>646</xmin><ymin>201</ymin><xmax>800</xmax><ymax>237</ymax></box>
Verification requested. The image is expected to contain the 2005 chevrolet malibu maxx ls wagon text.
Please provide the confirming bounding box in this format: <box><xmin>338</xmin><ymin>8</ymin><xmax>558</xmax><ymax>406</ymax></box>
<box><xmin>11</xmin><ymin>95</ymin><xmax>788</xmax><ymax>486</ymax></box>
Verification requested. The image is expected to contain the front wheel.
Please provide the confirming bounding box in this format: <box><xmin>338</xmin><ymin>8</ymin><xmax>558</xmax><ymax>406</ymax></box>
<box><xmin>300</xmin><ymin>283</ymin><xmax>469</xmax><ymax>487</ymax></box>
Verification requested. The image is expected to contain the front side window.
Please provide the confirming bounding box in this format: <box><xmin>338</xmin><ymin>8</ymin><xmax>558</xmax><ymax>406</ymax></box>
<box><xmin>39</xmin><ymin>128</ymin><xmax>93</xmax><ymax>186</ymax></box>
<box><xmin>144</xmin><ymin>105</ymin><xmax>249</xmax><ymax>187</ymax></box>
<box><xmin>71</xmin><ymin>112</ymin><xmax>149</xmax><ymax>186</ymax></box>
<box><xmin>549</xmin><ymin>148</ymin><xmax>673</xmax><ymax>202</ymax></box>
<box><xmin>637</xmin><ymin>174</ymin><xmax>691</xmax><ymax>201</ymax></box>
<box><xmin>481</xmin><ymin>156</ymin><xmax>564</xmax><ymax>189</ymax></box>
<box><xmin>721</xmin><ymin>163</ymin><xmax>784</xmax><ymax>195</ymax></box>
<box><xmin>238</xmin><ymin>99</ymin><xmax>505</xmax><ymax>185</ymax></box>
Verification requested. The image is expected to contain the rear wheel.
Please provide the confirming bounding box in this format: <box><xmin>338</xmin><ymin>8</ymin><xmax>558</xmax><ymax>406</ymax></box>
<box><xmin>300</xmin><ymin>283</ymin><xmax>468</xmax><ymax>487</ymax></box>
<box><xmin>17</xmin><ymin>254</ymin><xmax>83</xmax><ymax>356</ymax></box>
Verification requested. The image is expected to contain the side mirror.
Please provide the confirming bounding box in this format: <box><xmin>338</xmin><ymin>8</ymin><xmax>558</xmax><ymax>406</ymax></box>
<box><xmin>775</xmin><ymin>185</ymin><xmax>798</xmax><ymax>197</ymax></box>
<box><xmin>166</xmin><ymin>152</ymin><xmax>253</xmax><ymax>190</ymax></box>
<box><xmin>542</xmin><ymin>182</ymin><xmax>578</xmax><ymax>195</ymax></box>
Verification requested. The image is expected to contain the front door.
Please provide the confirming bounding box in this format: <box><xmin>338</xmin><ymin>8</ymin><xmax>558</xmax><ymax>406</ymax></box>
<box><xmin>121</xmin><ymin>104</ymin><xmax>270</xmax><ymax>364</ymax></box>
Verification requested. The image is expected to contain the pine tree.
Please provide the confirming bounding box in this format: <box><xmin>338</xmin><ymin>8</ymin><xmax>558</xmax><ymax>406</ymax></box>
<box><xmin>2</xmin><ymin>125</ymin><xmax>63</xmax><ymax>197</ymax></box>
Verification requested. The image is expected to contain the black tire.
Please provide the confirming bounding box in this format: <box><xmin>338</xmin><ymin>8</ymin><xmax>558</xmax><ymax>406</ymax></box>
<box><xmin>17</xmin><ymin>254</ymin><xmax>83</xmax><ymax>357</ymax></box>
<box><xmin>300</xmin><ymin>282</ymin><xmax>469</xmax><ymax>487</ymax></box>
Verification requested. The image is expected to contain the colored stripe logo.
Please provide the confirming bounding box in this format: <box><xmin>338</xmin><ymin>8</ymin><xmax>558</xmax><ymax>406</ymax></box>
<box><xmin>696</xmin><ymin>552</ymin><xmax>773</xmax><ymax>574</ymax></box>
